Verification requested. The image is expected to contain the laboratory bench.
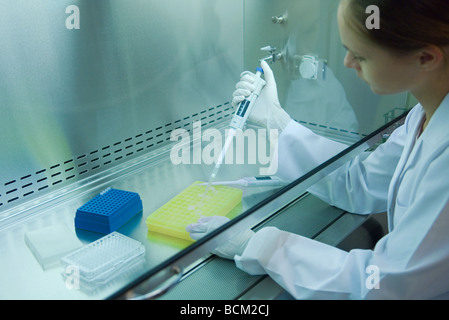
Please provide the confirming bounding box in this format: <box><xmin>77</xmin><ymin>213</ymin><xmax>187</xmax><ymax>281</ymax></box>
<box><xmin>0</xmin><ymin>133</ymin><xmax>385</xmax><ymax>301</ymax></box>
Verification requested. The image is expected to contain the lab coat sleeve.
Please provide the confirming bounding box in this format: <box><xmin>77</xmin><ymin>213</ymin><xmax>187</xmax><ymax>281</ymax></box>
<box><xmin>236</xmin><ymin>136</ymin><xmax>449</xmax><ymax>299</ymax></box>
<box><xmin>276</xmin><ymin>119</ymin><xmax>408</xmax><ymax>214</ymax></box>
<box><xmin>234</xmin><ymin>227</ymin><xmax>372</xmax><ymax>299</ymax></box>
<box><xmin>274</xmin><ymin>120</ymin><xmax>348</xmax><ymax>181</ymax></box>
<box><xmin>308</xmin><ymin>123</ymin><xmax>407</xmax><ymax>214</ymax></box>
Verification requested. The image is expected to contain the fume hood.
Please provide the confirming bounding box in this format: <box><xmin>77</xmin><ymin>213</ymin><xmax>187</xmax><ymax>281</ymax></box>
<box><xmin>0</xmin><ymin>0</ymin><xmax>411</xmax><ymax>300</ymax></box>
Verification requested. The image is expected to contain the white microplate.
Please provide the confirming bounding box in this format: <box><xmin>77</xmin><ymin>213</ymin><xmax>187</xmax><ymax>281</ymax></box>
<box><xmin>60</xmin><ymin>232</ymin><xmax>145</xmax><ymax>283</ymax></box>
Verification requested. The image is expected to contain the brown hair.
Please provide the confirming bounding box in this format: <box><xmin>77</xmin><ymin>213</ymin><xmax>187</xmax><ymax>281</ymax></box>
<box><xmin>344</xmin><ymin>0</ymin><xmax>449</xmax><ymax>55</ymax></box>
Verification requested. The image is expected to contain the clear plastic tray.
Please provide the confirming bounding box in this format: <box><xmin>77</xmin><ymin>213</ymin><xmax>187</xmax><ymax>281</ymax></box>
<box><xmin>25</xmin><ymin>224</ymin><xmax>83</xmax><ymax>270</ymax></box>
<box><xmin>60</xmin><ymin>232</ymin><xmax>145</xmax><ymax>283</ymax></box>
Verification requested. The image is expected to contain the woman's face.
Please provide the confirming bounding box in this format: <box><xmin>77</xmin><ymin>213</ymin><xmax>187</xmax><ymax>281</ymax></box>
<box><xmin>337</xmin><ymin>0</ymin><xmax>422</xmax><ymax>95</ymax></box>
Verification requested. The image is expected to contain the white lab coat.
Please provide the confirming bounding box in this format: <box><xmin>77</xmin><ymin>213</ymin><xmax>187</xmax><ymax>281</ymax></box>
<box><xmin>235</xmin><ymin>93</ymin><xmax>449</xmax><ymax>299</ymax></box>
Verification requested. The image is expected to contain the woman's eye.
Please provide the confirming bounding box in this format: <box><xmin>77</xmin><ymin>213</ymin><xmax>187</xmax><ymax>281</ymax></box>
<box><xmin>354</xmin><ymin>55</ymin><xmax>365</xmax><ymax>62</ymax></box>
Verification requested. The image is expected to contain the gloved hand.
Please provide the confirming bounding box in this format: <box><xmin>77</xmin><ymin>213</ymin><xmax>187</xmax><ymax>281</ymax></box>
<box><xmin>186</xmin><ymin>216</ymin><xmax>254</xmax><ymax>260</ymax></box>
<box><xmin>232</xmin><ymin>60</ymin><xmax>291</xmax><ymax>132</ymax></box>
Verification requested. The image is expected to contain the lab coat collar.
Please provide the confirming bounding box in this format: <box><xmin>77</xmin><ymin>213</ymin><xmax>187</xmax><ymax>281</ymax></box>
<box><xmin>419</xmin><ymin>92</ymin><xmax>449</xmax><ymax>144</ymax></box>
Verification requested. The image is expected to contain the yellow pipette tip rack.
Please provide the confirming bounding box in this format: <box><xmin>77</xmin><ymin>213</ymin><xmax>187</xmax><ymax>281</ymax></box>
<box><xmin>146</xmin><ymin>181</ymin><xmax>242</xmax><ymax>241</ymax></box>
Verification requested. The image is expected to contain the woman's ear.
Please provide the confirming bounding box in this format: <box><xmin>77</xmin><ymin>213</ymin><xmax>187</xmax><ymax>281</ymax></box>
<box><xmin>419</xmin><ymin>45</ymin><xmax>445</xmax><ymax>71</ymax></box>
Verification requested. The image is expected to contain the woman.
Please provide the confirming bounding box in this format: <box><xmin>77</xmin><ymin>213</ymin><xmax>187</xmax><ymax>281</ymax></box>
<box><xmin>187</xmin><ymin>0</ymin><xmax>449</xmax><ymax>299</ymax></box>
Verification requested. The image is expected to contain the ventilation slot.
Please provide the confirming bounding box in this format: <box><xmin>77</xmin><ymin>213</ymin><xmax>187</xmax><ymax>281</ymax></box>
<box><xmin>0</xmin><ymin>103</ymin><xmax>233</xmax><ymax>212</ymax></box>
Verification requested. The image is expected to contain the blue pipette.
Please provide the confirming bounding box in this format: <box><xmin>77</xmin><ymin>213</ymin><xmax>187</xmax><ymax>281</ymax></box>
<box><xmin>230</xmin><ymin>67</ymin><xmax>266</xmax><ymax>130</ymax></box>
<box><xmin>207</xmin><ymin>67</ymin><xmax>266</xmax><ymax>186</ymax></box>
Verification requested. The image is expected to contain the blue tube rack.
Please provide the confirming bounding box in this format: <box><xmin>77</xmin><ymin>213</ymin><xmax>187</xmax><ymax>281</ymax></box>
<box><xmin>75</xmin><ymin>188</ymin><xmax>143</xmax><ymax>234</ymax></box>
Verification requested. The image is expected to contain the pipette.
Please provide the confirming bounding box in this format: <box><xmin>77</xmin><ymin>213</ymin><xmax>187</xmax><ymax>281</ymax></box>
<box><xmin>207</xmin><ymin>67</ymin><xmax>266</xmax><ymax>186</ymax></box>
<box><xmin>229</xmin><ymin>67</ymin><xmax>266</xmax><ymax>130</ymax></box>
<box><xmin>201</xmin><ymin>176</ymin><xmax>287</xmax><ymax>188</ymax></box>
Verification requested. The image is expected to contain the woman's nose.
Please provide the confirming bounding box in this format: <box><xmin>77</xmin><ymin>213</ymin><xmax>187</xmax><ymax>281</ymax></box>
<box><xmin>344</xmin><ymin>52</ymin><xmax>360</xmax><ymax>70</ymax></box>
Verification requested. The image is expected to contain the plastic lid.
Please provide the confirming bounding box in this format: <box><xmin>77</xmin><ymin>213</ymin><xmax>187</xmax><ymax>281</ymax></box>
<box><xmin>256</xmin><ymin>67</ymin><xmax>264</xmax><ymax>74</ymax></box>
